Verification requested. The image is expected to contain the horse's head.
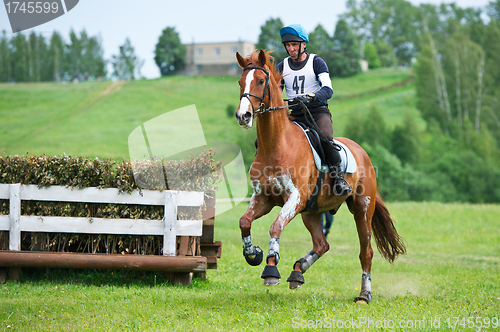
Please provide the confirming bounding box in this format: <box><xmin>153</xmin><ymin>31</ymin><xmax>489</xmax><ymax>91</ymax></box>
<box><xmin>235</xmin><ymin>49</ymin><xmax>271</xmax><ymax>129</ymax></box>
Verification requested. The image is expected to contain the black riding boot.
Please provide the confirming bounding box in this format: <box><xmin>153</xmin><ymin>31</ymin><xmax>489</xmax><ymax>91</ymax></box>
<box><xmin>322</xmin><ymin>140</ymin><xmax>352</xmax><ymax>197</ymax></box>
<box><xmin>330</xmin><ymin>162</ymin><xmax>351</xmax><ymax>196</ymax></box>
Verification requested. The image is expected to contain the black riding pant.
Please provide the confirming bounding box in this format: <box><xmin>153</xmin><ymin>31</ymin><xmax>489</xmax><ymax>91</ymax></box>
<box><xmin>290</xmin><ymin>106</ymin><xmax>333</xmax><ymax>140</ymax></box>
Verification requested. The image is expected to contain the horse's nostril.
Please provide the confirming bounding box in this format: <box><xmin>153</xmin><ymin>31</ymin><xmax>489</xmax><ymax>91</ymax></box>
<box><xmin>244</xmin><ymin>111</ymin><xmax>252</xmax><ymax>120</ymax></box>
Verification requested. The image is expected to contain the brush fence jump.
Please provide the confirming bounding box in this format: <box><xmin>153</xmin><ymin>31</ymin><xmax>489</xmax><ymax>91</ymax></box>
<box><xmin>0</xmin><ymin>183</ymin><xmax>206</xmax><ymax>276</ymax></box>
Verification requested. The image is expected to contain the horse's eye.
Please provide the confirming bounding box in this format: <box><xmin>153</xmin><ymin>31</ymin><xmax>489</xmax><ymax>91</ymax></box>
<box><xmin>258</xmin><ymin>79</ymin><xmax>265</xmax><ymax>85</ymax></box>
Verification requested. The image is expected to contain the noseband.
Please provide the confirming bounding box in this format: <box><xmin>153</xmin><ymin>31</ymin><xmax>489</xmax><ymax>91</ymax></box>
<box><xmin>239</xmin><ymin>66</ymin><xmax>271</xmax><ymax>115</ymax></box>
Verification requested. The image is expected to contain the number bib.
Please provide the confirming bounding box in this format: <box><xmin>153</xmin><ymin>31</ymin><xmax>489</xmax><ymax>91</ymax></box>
<box><xmin>282</xmin><ymin>54</ymin><xmax>321</xmax><ymax>99</ymax></box>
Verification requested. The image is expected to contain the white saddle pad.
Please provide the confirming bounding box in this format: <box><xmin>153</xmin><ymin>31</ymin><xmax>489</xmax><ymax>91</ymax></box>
<box><xmin>295</xmin><ymin>122</ymin><xmax>357</xmax><ymax>173</ymax></box>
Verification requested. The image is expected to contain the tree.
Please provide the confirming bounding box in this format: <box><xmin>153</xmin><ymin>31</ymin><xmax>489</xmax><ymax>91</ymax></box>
<box><xmin>66</xmin><ymin>29</ymin><xmax>106</xmax><ymax>79</ymax></box>
<box><xmin>343</xmin><ymin>113</ymin><xmax>365</xmax><ymax>143</ymax></box>
<box><xmin>10</xmin><ymin>33</ymin><xmax>29</xmax><ymax>82</ymax></box>
<box><xmin>391</xmin><ymin>113</ymin><xmax>420</xmax><ymax>165</ymax></box>
<box><xmin>342</xmin><ymin>0</ymin><xmax>418</xmax><ymax>67</ymax></box>
<box><xmin>331</xmin><ymin>19</ymin><xmax>361</xmax><ymax>77</ymax></box>
<box><xmin>83</xmin><ymin>33</ymin><xmax>106</xmax><ymax>78</ymax></box>
<box><xmin>487</xmin><ymin>0</ymin><xmax>500</xmax><ymax>19</ymax></box>
<box><xmin>154</xmin><ymin>27</ymin><xmax>186</xmax><ymax>76</ymax></box>
<box><xmin>416</xmin><ymin>29</ymin><xmax>487</xmax><ymax>139</ymax></box>
<box><xmin>362</xmin><ymin>143</ymin><xmax>413</xmax><ymax>201</ymax></box>
<box><xmin>308</xmin><ymin>24</ymin><xmax>335</xmax><ymax>71</ymax></box>
<box><xmin>373</xmin><ymin>38</ymin><xmax>397</xmax><ymax>67</ymax></box>
<box><xmin>256</xmin><ymin>18</ymin><xmax>287</xmax><ymax>61</ymax></box>
<box><xmin>363</xmin><ymin>42</ymin><xmax>381</xmax><ymax>69</ymax></box>
<box><xmin>415</xmin><ymin>29</ymin><xmax>452</xmax><ymax>136</ymax></box>
<box><xmin>0</xmin><ymin>30</ymin><xmax>11</xmax><ymax>82</ymax></box>
<box><xmin>444</xmin><ymin>33</ymin><xmax>485</xmax><ymax>134</ymax></box>
<box><xmin>480</xmin><ymin>21</ymin><xmax>500</xmax><ymax>144</ymax></box>
<box><xmin>343</xmin><ymin>104</ymin><xmax>390</xmax><ymax>148</ymax></box>
<box><xmin>112</xmin><ymin>38</ymin><xmax>143</xmax><ymax>80</ymax></box>
<box><xmin>363</xmin><ymin>104</ymin><xmax>390</xmax><ymax>148</ymax></box>
<box><xmin>66</xmin><ymin>29</ymin><xmax>82</xmax><ymax>78</ymax></box>
<box><xmin>28</xmin><ymin>32</ymin><xmax>49</xmax><ymax>82</ymax></box>
<box><xmin>48</xmin><ymin>31</ymin><xmax>64</xmax><ymax>82</ymax></box>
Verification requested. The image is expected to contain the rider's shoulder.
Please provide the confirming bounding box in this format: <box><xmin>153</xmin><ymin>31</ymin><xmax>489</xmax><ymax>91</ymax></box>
<box><xmin>275</xmin><ymin>60</ymin><xmax>285</xmax><ymax>73</ymax></box>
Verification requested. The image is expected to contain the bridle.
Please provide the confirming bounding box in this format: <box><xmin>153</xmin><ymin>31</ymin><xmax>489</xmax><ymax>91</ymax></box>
<box><xmin>239</xmin><ymin>65</ymin><xmax>296</xmax><ymax>116</ymax></box>
<box><xmin>239</xmin><ymin>66</ymin><xmax>272</xmax><ymax>116</ymax></box>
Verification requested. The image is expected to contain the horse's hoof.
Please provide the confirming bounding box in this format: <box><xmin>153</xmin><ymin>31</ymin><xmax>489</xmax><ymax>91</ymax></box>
<box><xmin>354</xmin><ymin>291</ymin><xmax>372</xmax><ymax>304</ymax></box>
<box><xmin>261</xmin><ymin>265</ymin><xmax>280</xmax><ymax>286</ymax></box>
<box><xmin>286</xmin><ymin>270</ymin><xmax>305</xmax><ymax>289</ymax></box>
<box><xmin>289</xmin><ymin>281</ymin><xmax>303</xmax><ymax>289</ymax></box>
<box><xmin>263</xmin><ymin>277</ymin><xmax>280</xmax><ymax>286</ymax></box>
<box><xmin>244</xmin><ymin>246</ymin><xmax>263</xmax><ymax>266</ymax></box>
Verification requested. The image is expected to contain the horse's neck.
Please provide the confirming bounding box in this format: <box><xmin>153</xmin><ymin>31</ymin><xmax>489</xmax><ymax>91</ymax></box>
<box><xmin>254</xmin><ymin>71</ymin><xmax>293</xmax><ymax>157</ymax></box>
<box><xmin>255</xmin><ymin>106</ymin><xmax>292</xmax><ymax>157</ymax></box>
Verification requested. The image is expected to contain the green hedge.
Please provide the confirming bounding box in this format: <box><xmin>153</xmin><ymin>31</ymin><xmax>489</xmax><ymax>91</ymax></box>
<box><xmin>0</xmin><ymin>151</ymin><xmax>223</xmax><ymax>255</ymax></box>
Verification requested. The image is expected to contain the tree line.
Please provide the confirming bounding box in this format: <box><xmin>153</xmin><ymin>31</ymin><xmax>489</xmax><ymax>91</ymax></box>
<box><xmin>0</xmin><ymin>29</ymin><xmax>142</xmax><ymax>82</ymax></box>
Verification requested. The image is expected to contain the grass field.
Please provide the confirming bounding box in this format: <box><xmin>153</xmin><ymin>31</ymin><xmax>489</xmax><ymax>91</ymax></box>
<box><xmin>1</xmin><ymin>201</ymin><xmax>499</xmax><ymax>331</ymax></box>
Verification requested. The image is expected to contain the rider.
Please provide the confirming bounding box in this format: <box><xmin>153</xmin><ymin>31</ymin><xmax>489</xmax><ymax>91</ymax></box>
<box><xmin>276</xmin><ymin>24</ymin><xmax>351</xmax><ymax>196</ymax></box>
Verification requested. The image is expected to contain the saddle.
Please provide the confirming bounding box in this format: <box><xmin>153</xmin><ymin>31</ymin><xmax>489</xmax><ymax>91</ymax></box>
<box><xmin>293</xmin><ymin>121</ymin><xmax>329</xmax><ymax>173</ymax></box>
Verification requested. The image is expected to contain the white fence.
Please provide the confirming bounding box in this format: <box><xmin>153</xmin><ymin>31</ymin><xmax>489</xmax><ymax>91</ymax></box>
<box><xmin>0</xmin><ymin>183</ymin><xmax>204</xmax><ymax>256</ymax></box>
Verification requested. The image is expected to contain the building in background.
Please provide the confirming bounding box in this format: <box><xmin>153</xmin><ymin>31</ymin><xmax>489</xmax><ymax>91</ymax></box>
<box><xmin>180</xmin><ymin>40</ymin><xmax>255</xmax><ymax>76</ymax></box>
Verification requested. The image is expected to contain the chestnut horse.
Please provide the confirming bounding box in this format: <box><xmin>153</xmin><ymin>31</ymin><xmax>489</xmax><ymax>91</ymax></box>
<box><xmin>234</xmin><ymin>50</ymin><xmax>406</xmax><ymax>303</ymax></box>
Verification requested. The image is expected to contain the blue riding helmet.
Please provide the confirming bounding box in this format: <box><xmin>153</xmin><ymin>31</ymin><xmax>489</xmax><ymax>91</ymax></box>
<box><xmin>280</xmin><ymin>24</ymin><xmax>309</xmax><ymax>44</ymax></box>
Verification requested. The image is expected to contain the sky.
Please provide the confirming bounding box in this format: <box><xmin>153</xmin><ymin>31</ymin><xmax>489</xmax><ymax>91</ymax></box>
<box><xmin>0</xmin><ymin>0</ymin><xmax>492</xmax><ymax>79</ymax></box>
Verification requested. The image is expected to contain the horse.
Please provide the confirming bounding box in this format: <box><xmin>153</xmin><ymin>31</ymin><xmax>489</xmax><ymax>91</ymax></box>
<box><xmin>234</xmin><ymin>49</ymin><xmax>406</xmax><ymax>303</ymax></box>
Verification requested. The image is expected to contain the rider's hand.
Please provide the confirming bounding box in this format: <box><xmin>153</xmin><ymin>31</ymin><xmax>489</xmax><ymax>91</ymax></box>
<box><xmin>293</xmin><ymin>94</ymin><xmax>314</xmax><ymax>104</ymax></box>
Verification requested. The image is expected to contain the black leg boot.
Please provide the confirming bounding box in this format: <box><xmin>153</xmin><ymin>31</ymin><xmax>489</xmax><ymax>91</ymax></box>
<box><xmin>321</xmin><ymin>140</ymin><xmax>352</xmax><ymax>197</ymax></box>
<box><xmin>330</xmin><ymin>162</ymin><xmax>351</xmax><ymax>197</ymax></box>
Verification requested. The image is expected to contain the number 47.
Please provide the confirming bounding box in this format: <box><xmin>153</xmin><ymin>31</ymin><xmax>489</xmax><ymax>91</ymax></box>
<box><xmin>292</xmin><ymin>76</ymin><xmax>305</xmax><ymax>95</ymax></box>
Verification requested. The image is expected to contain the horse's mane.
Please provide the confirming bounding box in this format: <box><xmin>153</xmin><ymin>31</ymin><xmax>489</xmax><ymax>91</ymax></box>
<box><xmin>247</xmin><ymin>50</ymin><xmax>283</xmax><ymax>87</ymax></box>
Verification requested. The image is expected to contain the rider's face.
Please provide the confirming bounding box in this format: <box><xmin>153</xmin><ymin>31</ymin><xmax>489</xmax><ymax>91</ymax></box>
<box><xmin>285</xmin><ymin>41</ymin><xmax>306</xmax><ymax>60</ymax></box>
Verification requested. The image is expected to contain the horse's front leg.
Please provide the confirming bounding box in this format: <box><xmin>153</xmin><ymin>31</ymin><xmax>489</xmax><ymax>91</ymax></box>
<box><xmin>287</xmin><ymin>212</ymin><xmax>330</xmax><ymax>289</ymax></box>
<box><xmin>261</xmin><ymin>188</ymin><xmax>302</xmax><ymax>286</ymax></box>
<box><xmin>240</xmin><ymin>193</ymin><xmax>274</xmax><ymax>266</ymax></box>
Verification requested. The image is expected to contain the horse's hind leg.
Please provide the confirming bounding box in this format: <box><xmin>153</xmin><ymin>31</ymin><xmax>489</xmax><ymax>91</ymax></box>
<box><xmin>347</xmin><ymin>191</ymin><xmax>375</xmax><ymax>303</ymax></box>
<box><xmin>286</xmin><ymin>213</ymin><xmax>329</xmax><ymax>289</ymax></box>
<box><xmin>240</xmin><ymin>193</ymin><xmax>274</xmax><ymax>266</ymax></box>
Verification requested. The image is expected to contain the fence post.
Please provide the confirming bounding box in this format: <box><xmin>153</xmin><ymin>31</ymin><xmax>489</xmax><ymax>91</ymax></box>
<box><xmin>9</xmin><ymin>184</ymin><xmax>21</xmax><ymax>251</ymax></box>
<box><xmin>163</xmin><ymin>191</ymin><xmax>178</xmax><ymax>256</ymax></box>
<box><xmin>8</xmin><ymin>184</ymin><xmax>21</xmax><ymax>280</ymax></box>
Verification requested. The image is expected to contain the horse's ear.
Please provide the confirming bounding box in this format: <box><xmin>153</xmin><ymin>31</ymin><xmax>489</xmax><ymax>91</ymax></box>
<box><xmin>258</xmin><ymin>49</ymin><xmax>267</xmax><ymax>66</ymax></box>
<box><xmin>236</xmin><ymin>52</ymin><xmax>246</xmax><ymax>68</ymax></box>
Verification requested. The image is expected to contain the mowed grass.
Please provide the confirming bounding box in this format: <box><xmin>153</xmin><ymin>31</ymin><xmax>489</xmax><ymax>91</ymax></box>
<box><xmin>1</xmin><ymin>202</ymin><xmax>499</xmax><ymax>331</ymax></box>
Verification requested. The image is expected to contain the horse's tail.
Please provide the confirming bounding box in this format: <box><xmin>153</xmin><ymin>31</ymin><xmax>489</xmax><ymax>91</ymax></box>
<box><xmin>371</xmin><ymin>192</ymin><xmax>406</xmax><ymax>263</ymax></box>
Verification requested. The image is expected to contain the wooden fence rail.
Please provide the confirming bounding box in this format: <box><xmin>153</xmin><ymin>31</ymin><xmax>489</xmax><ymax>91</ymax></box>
<box><xmin>0</xmin><ymin>183</ymin><xmax>208</xmax><ymax>283</ymax></box>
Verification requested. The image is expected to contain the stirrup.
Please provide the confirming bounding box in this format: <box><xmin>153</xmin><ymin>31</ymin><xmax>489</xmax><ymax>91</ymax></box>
<box><xmin>329</xmin><ymin>164</ymin><xmax>351</xmax><ymax>195</ymax></box>
<box><xmin>330</xmin><ymin>167</ymin><xmax>351</xmax><ymax>197</ymax></box>
<box><xmin>333</xmin><ymin>177</ymin><xmax>351</xmax><ymax>196</ymax></box>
